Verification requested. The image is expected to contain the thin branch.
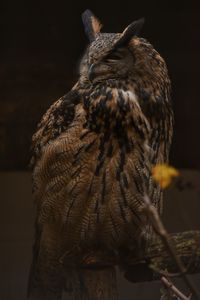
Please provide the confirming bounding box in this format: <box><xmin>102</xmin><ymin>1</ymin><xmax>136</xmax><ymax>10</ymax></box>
<box><xmin>149</xmin><ymin>265</ymin><xmax>182</xmax><ymax>278</ymax></box>
<box><xmin>161</xmin><ymin>276</ymin><xmax>192</xmax><ymax>300</ymax></box>
<box><xmin>143</xmin><ymin>195</ymin><xmax>200</xmax><ymax>300</ymax></box>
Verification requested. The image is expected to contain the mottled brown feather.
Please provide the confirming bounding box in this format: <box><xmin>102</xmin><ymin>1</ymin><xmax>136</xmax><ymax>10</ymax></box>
<box><xmin>28</xmin><ymin>21</ymin><xmax>173</xmax><ymax>298</ymax></box>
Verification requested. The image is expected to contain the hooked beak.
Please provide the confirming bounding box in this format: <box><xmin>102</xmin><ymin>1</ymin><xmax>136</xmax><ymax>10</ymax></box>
<box><xmin>88</xmin><ymin>63</ymin><xmax>95</xmax><ymax>82</ymax></box>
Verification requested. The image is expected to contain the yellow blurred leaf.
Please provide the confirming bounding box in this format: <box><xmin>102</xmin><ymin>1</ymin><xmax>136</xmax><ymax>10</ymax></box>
<box><xmin>152</xmin><ymin>164</ymin><xmax>179</xmax><ymax>189</ymax></box>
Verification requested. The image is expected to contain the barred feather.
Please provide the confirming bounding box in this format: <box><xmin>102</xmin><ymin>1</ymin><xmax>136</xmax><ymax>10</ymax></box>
<box><xmin>28</xmin><ymin>19</ymin><xmax>173</xmax><ymax>298</ymax></box>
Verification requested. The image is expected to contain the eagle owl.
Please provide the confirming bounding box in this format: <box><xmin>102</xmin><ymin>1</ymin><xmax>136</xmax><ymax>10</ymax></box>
<box><xmin>28</xmin><ymin>10</ymin><xmax>173</xmax><ymax>298</ymax></box>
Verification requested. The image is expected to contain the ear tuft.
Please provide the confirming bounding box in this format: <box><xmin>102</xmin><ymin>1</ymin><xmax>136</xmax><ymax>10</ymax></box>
<box><xmin>115</xmin><ymin>18</ymin><xmax>145</xmax><ymax>47</ymax></box>
<box><xmin>124</xmin><ymin>18</ymin><xmax>145</xmax><ymax>37</ymax></box>
<box><xmin>82</xmin><ymin>9</ymin><xmax>102</xmax><ymax>42</ymax></box>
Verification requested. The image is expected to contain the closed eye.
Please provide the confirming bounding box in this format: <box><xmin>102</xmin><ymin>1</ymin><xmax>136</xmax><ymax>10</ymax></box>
<box><xmin>104</xmin><ymin>49</ymin><xmax>124</xmax><ymax>62</ymax></box>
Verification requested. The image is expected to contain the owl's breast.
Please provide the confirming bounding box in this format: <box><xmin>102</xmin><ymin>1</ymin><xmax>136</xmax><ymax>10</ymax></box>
<box><xmin>34</xmin><ymin>98</ymin><xmax>152</xmax><ymax>252</ymax></box>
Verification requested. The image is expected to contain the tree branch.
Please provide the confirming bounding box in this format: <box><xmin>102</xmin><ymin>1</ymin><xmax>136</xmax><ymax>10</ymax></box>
<box><xmin>161</xmin><ymin>276</ymin><xmax>192</xmax><ymax>300</ymax></box>
<box><xmin>141</xmin><ymin>195</ymin><xmax>200</xmax><ymax>300</ymax></box>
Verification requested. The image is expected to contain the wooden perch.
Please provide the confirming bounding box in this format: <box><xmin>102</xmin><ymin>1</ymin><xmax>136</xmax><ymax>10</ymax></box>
<box><xmin>123</xmin><ymin>230</ymin><xmax>200</xmax><ymax>282</ymax></box>
<box><xmin>65</xmin><ymin>230</ymin><xmax>200</xmax><ymax>300</ymax></box>
<box><xmin>68</xmin><ymin>266</ymin><xmax>118</xmax><ymax>300</ymax></box>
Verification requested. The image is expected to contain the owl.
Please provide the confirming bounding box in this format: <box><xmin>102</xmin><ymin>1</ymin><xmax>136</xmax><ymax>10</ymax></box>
<box><xmin>28</xmin><ymin>9</ymin><xmax>173</xmax><ymax>299</ymax></box>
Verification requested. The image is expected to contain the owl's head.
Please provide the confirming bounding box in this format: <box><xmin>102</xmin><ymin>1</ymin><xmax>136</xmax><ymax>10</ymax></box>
<box><xmin>80</xmin><ymin>10</ymin><xmax>144</xmax><ymax>84</ymax></box>
<box><xmin>80</xmin><ymin>10</ymin><xmax>168</xmax><ymax>91</ymax></box>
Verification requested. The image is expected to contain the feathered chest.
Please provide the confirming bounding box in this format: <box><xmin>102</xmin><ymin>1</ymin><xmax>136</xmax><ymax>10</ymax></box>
<box><xmin>84</xmin><ymin>85</ymin><xmax>149</xmax><ymax>140</ymax></box>
<box><xmin>32</xmin><ymin>85</ymin><xmax>166</xmax><ymax>249</ymax></box>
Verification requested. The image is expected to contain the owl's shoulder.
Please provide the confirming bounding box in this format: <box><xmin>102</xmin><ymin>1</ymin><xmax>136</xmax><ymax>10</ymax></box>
<box><xmin>30</xmin><ymin>88</ymin><xmax>83</xmax><ymax>168</ymax></box>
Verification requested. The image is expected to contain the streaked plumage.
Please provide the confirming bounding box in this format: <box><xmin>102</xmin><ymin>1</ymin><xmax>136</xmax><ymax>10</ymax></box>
<box><xmin>28</xmin><ymin>9</ymin><xmax>173</xmax><ymax>298</ymax></box>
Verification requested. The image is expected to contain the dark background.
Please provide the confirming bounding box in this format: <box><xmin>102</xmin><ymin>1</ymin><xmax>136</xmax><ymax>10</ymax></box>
<box><xmin>0</xmin><ymin>0</ymin><xmax>200</xmax><ymax>170</ymax></box>
<box><xmin>0</xmin><ymin>2</ymin><xmax>200</xmax><ymax>299</ymax></box>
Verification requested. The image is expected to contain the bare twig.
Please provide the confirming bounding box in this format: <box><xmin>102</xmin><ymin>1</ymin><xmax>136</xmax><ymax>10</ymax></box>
<box><xmin>149</xmin><ymin>265</ymin><xmax>181</xmax><ymax>278</ymax></box>
<box><xmin>161</xmin><ymin>276</ymin><xmax>192</xmax><ymax>300</ymax></box>
<box><xmin>143</xmin><ymin>195</ymin><xmax>200</xmax><ymax>300</ymax></box>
